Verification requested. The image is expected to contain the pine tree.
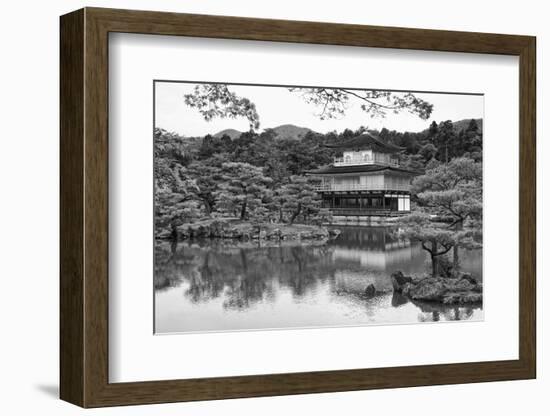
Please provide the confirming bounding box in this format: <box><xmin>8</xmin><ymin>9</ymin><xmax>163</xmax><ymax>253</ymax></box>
<box><xmin>280</xmin><ymin>176</ymin><xmax>329</xmax><ymax>224</ymax></box>
<box><xmin>186</xmin><ymin>162</ymin><xmax>223</xmax><ymax>216</ymax></box>
<box><xmin>214</xmin><ymin>162</ymin><xmax>272</xmax><ymax>220</ymax></box>
<box><xmin>401</xmin><ymin>157</ymin><xmax>483</xmax><ymax>276</ymax></box>
<box><xmin>434</xmin><ymin>120</ymin><xmax>457</xmax><ymax>163</ymax></box>
<box><xmin>154</xmin><ymin>162</ymin><xmax>202</xmax><ymax>236</ymax></box>
<box><xmin>399</xmin><ymin>213</ymin><xmax>456</xmax><ymax>278</ymax></box>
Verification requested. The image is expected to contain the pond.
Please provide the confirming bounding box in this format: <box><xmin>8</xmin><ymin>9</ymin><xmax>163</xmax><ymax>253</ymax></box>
<box><xmin>154</xmin><ymin>226</ymin><xmax>483</xmax><ymax>334</ymax></box>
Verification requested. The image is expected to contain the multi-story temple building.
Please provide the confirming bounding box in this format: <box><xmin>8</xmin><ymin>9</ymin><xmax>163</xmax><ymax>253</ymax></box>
<box><xmin>308</xmin><ymin>133</ymin><xmax>419</xmax><ymax>217</ymax></box>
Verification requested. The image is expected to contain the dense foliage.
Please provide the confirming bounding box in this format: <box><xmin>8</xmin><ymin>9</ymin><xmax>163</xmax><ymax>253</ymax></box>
<box><xmin>184</xmin><ymin>85</ymin><xmax>434</xmax><ymax>131</ymax></box>
<box><xmin>399</xmin><ymin>156</ymin><xmax>483</xmax><ymax>277</ymax></box>
<box><xmin>154</xmin><ymin>118</ymin><xmax>482</xmax><ymax>237</ymax></box>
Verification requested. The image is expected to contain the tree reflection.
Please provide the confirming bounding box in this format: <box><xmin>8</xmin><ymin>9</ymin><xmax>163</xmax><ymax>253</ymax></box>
<box><xmin>154</xmin><ymin>227</ymin><xmax>482</xmax><ymax>322</ymax></box>
<box><xmin>414</xmin><ymin>299</ymin><xmax>479</xmax><ymax>322</ymax></box>
<box><xmin>154</xmin><ymin>240</ymin><xmax>337</xmax><ymax>310</ymax></box>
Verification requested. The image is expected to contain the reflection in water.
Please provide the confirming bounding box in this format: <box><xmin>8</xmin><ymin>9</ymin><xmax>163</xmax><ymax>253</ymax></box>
<box><xmin>154</xmin><ymin>226</ymin><xmax>483</xmax><ymax>333</ymax></box>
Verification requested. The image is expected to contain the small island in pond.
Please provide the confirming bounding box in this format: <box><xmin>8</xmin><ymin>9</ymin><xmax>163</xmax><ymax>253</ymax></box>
<box><xmin>154</xmin><ymin>81</ymin><xmax>483</xmax><ymax>333</ymax></box>
<box><xmin>158</xmin><ymin>217</ymin><xmax>339</xmax><ymax>243</ymax></box>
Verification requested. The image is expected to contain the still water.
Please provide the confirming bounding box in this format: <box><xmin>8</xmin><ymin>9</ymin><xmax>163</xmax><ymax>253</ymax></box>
<box><xmin>154</xmin><ymin>226</ymin><xmax>483</xmax><ymax>334</ymax></box>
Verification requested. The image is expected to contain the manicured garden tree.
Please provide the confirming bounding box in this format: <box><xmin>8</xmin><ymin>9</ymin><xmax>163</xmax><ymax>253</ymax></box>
<box><xmin>185</xmin><ymin>162</ymin><xmax>223</xmax><ymax>217</ymax></box>
<box><xmin>154</xmin><ymin>128</ymin><xmax>210</xmax><ymax>235</ymax></box>
<box><xmin>412</xmin><ymin>156</ymin><xmax>482</xmax><ymax>229</ymax></box>
<box><xmin>154</xmin><ymin>161</ymin><xmax>202</xmax><ymax>237</ymax></box>
<box><xmin>280</xmin><ymin>176</ymin><xmax>324</xmax><ymax>224</ymax></box>
<box><xmin>154</xmin><ymin>127</ymin><xmax>194</xmax><ymax>165</ymax></box>
<box><xmin>398</xmin><ymin>213</ymin><xmax>456</xmax><ymax>278</ymax></box>
<box><xmin>299</xmin><ymin>177</ymin><xmax>332</xmax><ymax>225</ymax></box>
<box><xmin>272</xmin><ymin>186</ymin><xmax>289</xmax><ymax>223</ymax></box>
<box><xmin>402</xmin><ymin>156</ymin><xmax>483</xmax><ymax>274</ymax></box>
<box><xmin>450</xmin><ymin>226</ymin><xmax>483</xmax><ymax>269</ymax></box>
<box><xmin>214</xmin><ymin>162</ymin><xmax>272</xmax><ymax>220</ymax></box>
<box><xmin>154</xmin><ymin>186</ymin><xmax>202</xmax><ymax>237</ymax></box>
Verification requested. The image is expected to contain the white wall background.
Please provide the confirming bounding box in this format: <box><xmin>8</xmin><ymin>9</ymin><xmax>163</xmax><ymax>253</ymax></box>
<box><xmin>0</xmin><ymin>0</ymin><xmax>545</xmax><ymax>414</ymax></box>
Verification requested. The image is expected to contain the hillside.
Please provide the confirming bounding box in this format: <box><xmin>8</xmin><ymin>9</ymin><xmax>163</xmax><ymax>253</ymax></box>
<box><xmin>214</xmin><ymin>124</ymin><xmax>314</xmax><ymax>141</ymax></box>
<box><xmin>213</xmin><ymin>129</ymin><xmax>242</xmax><ymax>140</ymax></box>
<box><xmin>420</xmin><ymin>118</ymin><xmax>482</xmax><ymax>134</ymax></box>
<box><xmin>269</xmin><ymin>124</ymin><xmax>313</xmax><ymax>140</ymax></box>
<box><xmin>451</xmin><ymin>118</ymin><xmax>483</xmax><ymax>133</ymax></box>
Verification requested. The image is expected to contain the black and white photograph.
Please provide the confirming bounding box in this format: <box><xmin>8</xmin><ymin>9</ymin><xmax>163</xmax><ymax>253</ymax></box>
<box><xmin>1</xmin><ymin>0</ymin><xmax>543</xmax><ymax>412</ymax></box>
<box><xmin>153</xmin><ymin>81</ymin><xmax>484</xmax><ymax>334</ymax></box>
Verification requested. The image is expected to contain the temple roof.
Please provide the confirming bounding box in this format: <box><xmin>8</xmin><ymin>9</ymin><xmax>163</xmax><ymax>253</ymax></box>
<box><xmin>325</xmin><ymin>132</ymin><xmax>404</xmax><ymax>153</ymax></box>
<box><xmin>307</xmin><ymin>164</ymin><xmax>420</xmax><ymax>175</ymax></box>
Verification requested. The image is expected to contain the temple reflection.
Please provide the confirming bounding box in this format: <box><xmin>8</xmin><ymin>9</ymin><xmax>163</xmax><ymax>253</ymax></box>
<box><xmin>154</xmin><ymin>226</ymin><xmax>483</xmax><ymax>333</ymax></box>
<box><xmin>329</xmin><ymin>226</ymin><xmax>427</xmax><ymax>294</ymax></box>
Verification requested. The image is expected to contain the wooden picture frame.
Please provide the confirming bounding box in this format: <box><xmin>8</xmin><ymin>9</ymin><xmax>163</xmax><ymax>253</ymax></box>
<box><xmin>60</xmin><ymin>7</ymin><xmax>536</xmax><ymax>408</ymax></box>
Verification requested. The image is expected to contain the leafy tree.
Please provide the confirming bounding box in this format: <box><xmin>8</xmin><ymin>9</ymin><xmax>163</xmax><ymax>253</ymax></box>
<box><xmin>419</xmin><ymin>142</ymin><xmax>437</xmax><ymax>163</ymax></box>
<box><xmin>280</xmin><ymin>176</ymin><xmax>329</xmax><ymax>224</ymax></box>
<box><xmin>153</xmin><ymin>117</ymin><xmax>483</xmax><ymax>240</ymax></box>
<box><xmin>197</xmin><ymin>134</ymin><xmax>233</xmax><ymax>158</ymax></box>
<box><xmin>154</xmin><ymin>162</ymin><xmax>202</xmax><ymax>235</ymax></box>
<box><xmin>433</xmin><ymin>120</ymin><xmax>456</xmax><ymax>163</ymax></box>
<box><xmin>154</xmin><ymin>128</ymin><xmax>194</xmax><ymax>165</ymax></box>
<box><xmin>272</xmin><ymin>186</ymin><xmax>289</xmax><ymax>223</ymax></box>
<box><xmin>264</xmin><ymin>158</ymin><xmax>290</xmax><ymax>187</ymax></box>
<box><xmin>399</xmin><ymin>153</ymin><xmax>425</xmax><ymax>171</ymax></box>
<box><xmin>184</xmin><ymin>84</ymin><xmax>260</xmax><ymax>130</ymax></box>
<box><xmin>288</xmin><ymin>88</ymin><xmax>434</xmax><ymax>120</ymax></box>
<box><xmin>449</xmin><ymin>227</ymin><xmax>483</xmax><ymax>269</ymax></box>
<box><xmin>214</xmin><ymin>162</ymin><xmax>272</xmax><ymax>220</ymax></box>
<box><xmin>465</xmin><ymin>118</ymin><xmax>480</xmax><ymax>138</ymax></box>
<box><xmin>457</xmin><ymin>119</ymin><xmax>483</xmax><ymax>161</ymax></box>
<box><xmin>183</xmin><ymin>84</ymin><xmax>434</xmax><ymax>131</ymax></box>
<box><xmin>155</xmin><ymin>187</ymin><xmax>202</xmax><ymax>237</ymax></box>
<box><xmin>403</xmin><ymin>156</ymin><xmax>483</xmax><ymax>274</ymax></box>
<box><xmin>185</xmin><ymin>162</ymin><xmax>223</xmax><ymax>216</ymax></box>
<box><xmin>399</xmin><ymin>213</ymin><xmax>457</xmax><ymax>278</ymax></box>
<box><xmin>399</xmin><ymin>132</ymin><xmax>419</xmax><ymax>153</ymax></box>
<box><xmin>412</xmin><ymin>157</ymin><xmax>482</xmax><ymax>228</ymax></box>
<box><xmin>427</xmin><ymin>120</ymin><xmax>439</xmax><ymax>141</ymax></box>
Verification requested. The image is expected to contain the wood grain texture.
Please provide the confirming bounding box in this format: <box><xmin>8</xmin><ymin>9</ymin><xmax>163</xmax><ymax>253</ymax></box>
<box><xmin>59</xmin><ymin>7</ymin><xmax>537</xmax><ymax>408</ymax></box>
<box><xmin>59</xmin><ymin>8</ymin><xmax>84</xmax><ymax>407</ymax></box>
<box><xmin>83</xmin><ymin>10</ymin><xmax>110</xmax><ymax>406</ymax></box>
<box><xmin>518</xmin><ymin>37</ymin><xmax>536</xmax><ymax>376</ymax></box>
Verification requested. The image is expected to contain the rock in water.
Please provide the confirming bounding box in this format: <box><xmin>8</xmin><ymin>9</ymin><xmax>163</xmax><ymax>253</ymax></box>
<box><xmin>364</xmin><ymin>284</ymin><xmax>376</xmax><ymax>298</ymax></box>
<box><xmin>389</xmin><ymin>270</ymin><xmax>482</xmax><ymax>305</ymax></box>
<box><xmin>408</xmin><ymin>278</ymin><xmax>447</xmax><ymax>301</ymax></box>
<box><xmin>328</xmin><ymin>229</ymin><xmax>341</xmax><ymax>238</ymax></box>
<box><xmin>406</xmin><ymin>276</ymin><xmax>482</xmax><ymax>304</ymax></box>
<box><xmin>390</xmin><ymin>271</ymin><xmax>413</xmax><ymax>293</ymax></box>
<box><xmin>459</xmin><ymin>273</ymin><xmax>477</xmax><ymax>285</ymax></box>
<box><xmin>442</xmin><ymin>292</ymin><xmax>483</xmax><ymax>304</ymax></box>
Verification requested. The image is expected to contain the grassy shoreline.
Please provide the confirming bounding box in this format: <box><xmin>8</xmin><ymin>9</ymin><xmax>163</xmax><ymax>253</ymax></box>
<box><xmin>157</xmin><ymin>218</ymin><xmax>338</xmax><ymax>241</ymax></box>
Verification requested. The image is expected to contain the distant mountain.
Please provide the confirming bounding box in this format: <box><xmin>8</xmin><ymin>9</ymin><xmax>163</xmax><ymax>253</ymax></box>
<box><xmin>420</xmin><ymin>118</ymin><xmax>482</xmax><ymax>134</ymax></box>
<box><xmin>269</xmin><ymin>124</ymin><xmax>314</xmax><ymax>140</ymax></box>
<box><xmin>213</xmin><ymin>129</ymin><xmax>242</xmax><ymax>140</ymax></box>
<box><xmin>451</xmin><ymin>118</ymin><xmax>483</xmax><ymax>133</ymax></box>
<box><xmin>213</xmin><ymin>124</ymin><xmax>315</xmax><ymax>141</ymax></box>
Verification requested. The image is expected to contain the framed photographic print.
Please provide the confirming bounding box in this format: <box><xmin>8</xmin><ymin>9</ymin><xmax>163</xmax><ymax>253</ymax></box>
<box><xmin>60</xmin><ymin>7</ymin><xmax>536</xmax><ymax>407</ymax></box>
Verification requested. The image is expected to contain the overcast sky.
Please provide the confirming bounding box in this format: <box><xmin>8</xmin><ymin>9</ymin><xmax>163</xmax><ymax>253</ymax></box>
<box><xmin>154</xmin><ymin>81</ymin><xmax>484</xmax><ymax>137</ymax></box>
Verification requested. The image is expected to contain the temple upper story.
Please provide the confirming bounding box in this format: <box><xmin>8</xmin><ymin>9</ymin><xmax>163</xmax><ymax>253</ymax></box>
<box><xmin>306</xmin><ymin>132</ymin><xmax>419</xmax><ymax>216</ymax></box>
<box><xmin>333</xmin><ymin>150</ymin><xmax>399</xmax><ymax>167</ymax></box>
<box><xmin>325</xmin><ymin>132</ymin><xmax>404</xmax><ymax>167</ymax></box>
